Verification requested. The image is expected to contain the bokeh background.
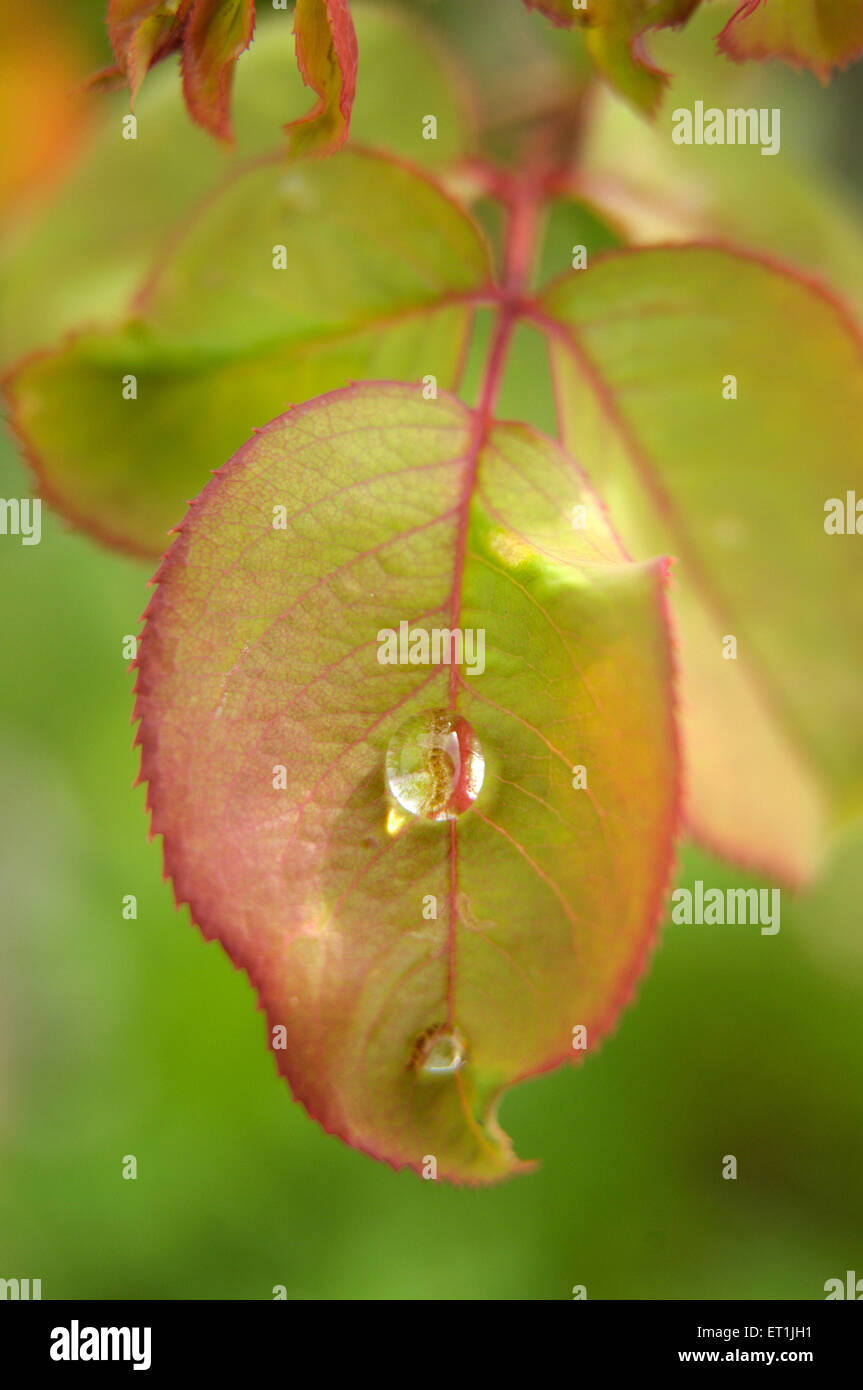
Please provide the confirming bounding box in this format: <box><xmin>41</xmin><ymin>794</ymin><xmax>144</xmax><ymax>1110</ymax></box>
<box><xmin>1</xmin><ymin>0</ymin><xmax>862</xmax><ymax>1299</ymax></box>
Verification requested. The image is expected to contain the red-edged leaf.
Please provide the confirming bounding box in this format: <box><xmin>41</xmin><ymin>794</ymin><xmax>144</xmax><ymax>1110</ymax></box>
<box><xmin>718</xmin><ymin>0</ymin><xmax>863</xmax><ymax>80</ymax></box>
<box><xmin>133</xmin><ymin>381</ymin><xmax>679</xmax><ymax>1182</ymax></box>
<box><xmin>4</xmin><ymin>148</ymin><xmax>490</xmax><ymax>556</ymax></box>
<box><xmin>181</xmin><ymin>0</ymin><xmax>256</xmax><ymax>144</ymax></box>
<box><xmin>286</xmin><ymin>0</ymin><xmax>358</xmax><ymax>156</ymax></box>
<box><xmin>107</xmin><ymin>0</ymin><xmax>191</xmax><ymax>105</ymax></box>
<box><xmin>523</xmin><ymin>0</ymin><xmax>703</xmax><ymax>114</ymax></box>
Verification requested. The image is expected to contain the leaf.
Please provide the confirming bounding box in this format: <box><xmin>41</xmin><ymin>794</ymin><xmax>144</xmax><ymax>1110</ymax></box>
<box><xmin>286</xmin><ymin>0</ymin><xmax>358</xmax><ymax>156</ymax></box>
<box><xmin>718</xmin><ymin>0</ymin><xmax>863</xmax><ymax>79</ymax></box>
<box><xmin>0</xmin><ymin>11</ymin><xmax>473</xmax><ymax>372</ymax></box>
<box><xmin>181</xmin><ymin>0</ymin><xmax>257</xmax><ymax>143</ymax></box>
<box><xmin>539</xmin><ymin>244</ymin><xmax>863</xmax><ymax>882</ymax></box>
<box><xmin>101</xmin><ymin>0</ymin><xmax>358</xmax><ymax>147</ymax></box>
<box><xmin>527</xmin><ymin>0</ymin><xmax>863</xmax><ymax>97</ymax></box>
<box><xmin>106</xmin><ymin>1</ymin><xmax>190</xmax><ymax>106</ymax></box>
<box><xmin>104</xmin><ymin>1</ymin><xmax>259</xmax><ymax>142</ymax></box>
<box><xmin>523</xmin><ymin>0</ymin><xmax>703</xmax><ymax>114</ymax></box>
<box><xmin>578</xmin><ymin>32</ymin><xmax>863</xmax><ymax>321</ymax></box>
<box><xmin>133</xmin><ymin>380</ymin><xmax>679</xmax><ymax>1182</ymax></box>
<box><xmin>4</xmin><ymin>150</ymin><xmax>491</xmax><ymax>556</ymax></box>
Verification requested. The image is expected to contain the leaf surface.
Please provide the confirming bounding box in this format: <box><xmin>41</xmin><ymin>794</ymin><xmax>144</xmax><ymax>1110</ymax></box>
<box><xmin>133</xmin><ymin>381</ymin><xmax>679</xmax><ymax>1182</ymax></box>
<box><xmin>540</xmin><ymin>245</ymin><xmax>863</xmax><ymax>881</ymax></box>
<box><xmin>718</xmin><ymin>0</ymin><xmax>863</xmax><ymax>78</ymax></box>
<box><xmin>5</xmin><ymin>150</ymin><xmax>489</xmax><ymax>556</ymax></box>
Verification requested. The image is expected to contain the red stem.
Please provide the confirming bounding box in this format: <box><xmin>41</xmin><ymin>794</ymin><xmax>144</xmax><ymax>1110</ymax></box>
<box><xmin>445</xmin><ymin>179</ymin><xmax>543</xmax><ymax>1028</ymax></box>
<box><xmin>447</xmin><ymin>176</ymin><xmax>543</xmax><ymax>707</ymax></box>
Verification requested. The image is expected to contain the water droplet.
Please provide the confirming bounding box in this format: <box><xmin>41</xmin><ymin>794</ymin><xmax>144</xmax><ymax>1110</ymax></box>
<box><xmin>413</xmin><ymin>1026</ymin><xmax>467</xmax><ymax>1078</ymax></box>
<box><xmin>385</xmin><ymin>710</ymin><xmax>484</xmax><ymax>822</ymax></box>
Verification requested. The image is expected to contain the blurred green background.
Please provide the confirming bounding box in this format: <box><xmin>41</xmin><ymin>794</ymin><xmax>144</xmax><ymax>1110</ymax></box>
<box><xmin>1</xmin><ymin>0</ymin><xmax>862</xmax><ymax>1299</ymax></box>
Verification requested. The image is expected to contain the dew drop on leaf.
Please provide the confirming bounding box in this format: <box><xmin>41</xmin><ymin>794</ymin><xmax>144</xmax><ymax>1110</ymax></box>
<box><xmin>385</xmin><ymin>709</ymin><xmax>485</xmax><ymax>822</ymax></box>
<box><xmin>413</xmin><ymin>1026</ymin><xmax>467</xmax><ymax>1078</ymax></box>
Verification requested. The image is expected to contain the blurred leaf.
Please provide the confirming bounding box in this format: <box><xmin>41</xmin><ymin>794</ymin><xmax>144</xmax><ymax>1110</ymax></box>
<box><xmin>526</xmin><ymin>0</ymin><xmax>863</xmax><ymax>104</ymax></box>
<box><xmin>524</xmin><ymin>0</ymin><xmax>703</xmax><ymax>114</ymax></box>
<box><xmin>0</xmin><ymin>8</ymin><xmax>474</xmax><ymax>371</ymax></box>
<box><xmin>0</xmin><ymin>0</ymin><xmax>91</xmax><ymax>208</ymax></box>
<box><xmin>581</xmin><ymin>0</ymin><xmax>702</xmax><ymax>117</ymax></box>
<box><xmin>718</xmin><ymin>0</ymin><xmax>863</xmax><ymax>79</ymax></box>
<box><xmin>287</xmin><ymin>0</ymin><xmax>358</xmax><ymax>156</ymax></box>
<box><xmin>581</xmin><ymin>59</ymin><xmax>863</xmax><ymax>322</ymax></box>
<box><xmin>5</xmin><ymin>149</ymin><xmax>490</xmax><ymax>555</ymax></box>
<box><xmin>541</xmin><ymin>244</ymin><xmax>863</xmax><ymax>882</ymax></box>
<box><xmin>533</xmin><ymin>194</ymin><xmax>625</xmax><ymax>292</ymax></box>
<box><xmin>522</xmin><ymin>0</ymin><xmax>578</xmax><ymax>26</ymax></box>
<box><xmin>133</xmin><ymin>380</ymin><xmax>678</xmax><ymax>1182</ymax></box>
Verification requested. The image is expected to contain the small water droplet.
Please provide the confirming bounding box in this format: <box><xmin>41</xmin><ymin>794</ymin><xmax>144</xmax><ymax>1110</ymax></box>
<box><xmin>385</xmin><ymin>710</ymin><xmax>484</xmax><ymax>821</ymax></box>
<box><xmin>413</xmin><ymin>1026</ymin><xmax>467</xmax><ymax>1077</ymax></box>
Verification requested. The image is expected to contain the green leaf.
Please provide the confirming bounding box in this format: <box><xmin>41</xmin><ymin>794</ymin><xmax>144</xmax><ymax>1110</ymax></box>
<box><xmin>5</xmin><ymin>150</ymin><xmax>490</xmax><ymax>556</ymax></box>
<box><xmin>718</xmin><ymin>0</ymin><xmax>863</xmax><ymax>79</ymax></box>
<box><xmin>133</xmin><ymin>381</ymin><xmax>679</xmax><ymax>1182</ymax></box>
<box><xmin>0</xmin><ymin>9</ymin><xmax>473</xmax><ymax>371</ymax></box>
<box><xmin>540</xmin><ymin>245</ymin><xmax>863</xmax><ymax>882</ymax></box>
